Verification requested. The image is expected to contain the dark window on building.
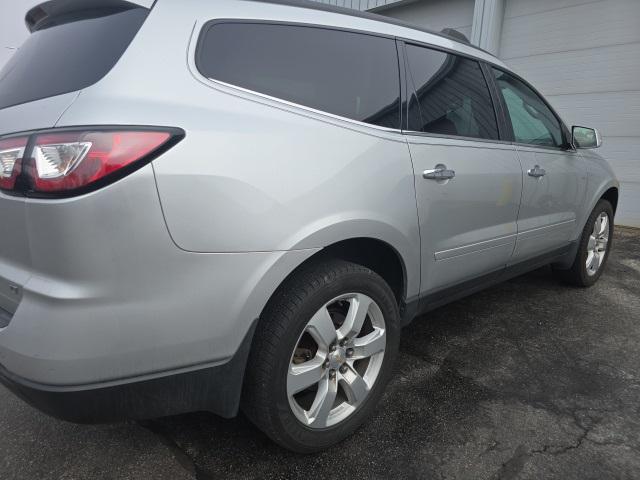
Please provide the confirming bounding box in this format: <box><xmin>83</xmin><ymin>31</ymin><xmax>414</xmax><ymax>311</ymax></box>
<box><xmin>405</xmin><ymin>44</ymin><xmax>499</xmax><ymax>140</ymax></box>
<box><xmin>197</xmin><ymin>23</ymin><xmax>401</xmax><ymax>129</ymax></box>
<box><xmin>492</xmin><ymin>68</ymin><xmax>563</xmax><ymax>148</ymax></box>
<box><xmin>0</xmin><ymin>7</ymin><xmax>148</xmax><ymax>110</ymax></box>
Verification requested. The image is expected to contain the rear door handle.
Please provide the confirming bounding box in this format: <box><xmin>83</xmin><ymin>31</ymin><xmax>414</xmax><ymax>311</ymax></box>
<box><xmin>423</xmin><ymin>164</ymin><xmax>455</xmax><ymax>180</ymax></box>
<box><xmin>527</xmin><ymin>165</ymin><xmax>546</xmax><ymax>178</ymax></box>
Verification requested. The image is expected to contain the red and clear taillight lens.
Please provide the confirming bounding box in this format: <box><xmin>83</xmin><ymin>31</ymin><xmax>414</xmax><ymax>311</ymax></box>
<box><xmin>31</xmin><ymin>131</ymin><xmax>171</xmax><ymax>193</ymax></box>
<box><xmin>0</xmin><ymin>137</ymin><xmax>28</xmax><ymax>190</ymax></box>
<box><xmin>0</xmin><ymin>128</ymin><xmax>182</xmax><ymax>196</ymax></box>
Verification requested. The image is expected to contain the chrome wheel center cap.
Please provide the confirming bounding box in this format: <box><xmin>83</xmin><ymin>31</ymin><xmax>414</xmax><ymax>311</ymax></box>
<box><xmin>328</xmin><ymin>347</ymin><xmax>346</xmax><ymax>369</ymax></box>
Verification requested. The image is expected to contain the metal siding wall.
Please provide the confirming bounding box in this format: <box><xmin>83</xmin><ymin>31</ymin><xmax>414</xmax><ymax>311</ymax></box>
<box><xmin>310</xmin><ymin>0</ymin><xmax>406</xmax><ymax>11</ymax></box>
<box><xmin>501</xmin><ymin>0</ymin><xmax>640</xmax><ymax>226</ymax></box>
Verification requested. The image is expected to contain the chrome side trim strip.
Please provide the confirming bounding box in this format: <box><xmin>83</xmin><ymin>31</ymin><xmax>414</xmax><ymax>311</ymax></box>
<box><xmin>434</xmin><ymin>234</ymin><xmax>517</xmax><ymax>261</ymax></box>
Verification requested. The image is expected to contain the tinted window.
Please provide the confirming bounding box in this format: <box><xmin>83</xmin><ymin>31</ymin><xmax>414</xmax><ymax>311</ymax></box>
<box><xmin>0</xmin><ymin>8</ymin><xmax>148</xmax><ymax>111</ymax></box>
<box><xmin>405</xmin><ymin>44</ymin><xmax>499</xmax><ymax>140</ymax></box>
<box><xmin>197</xmin><ymin>23</ymin><xmax>401</xmax><ymax>129</ymax></box>
<box><xmin>492</xmin><ymin>69</ymin><xmax>563</xmax><ymax>148</ymax></box>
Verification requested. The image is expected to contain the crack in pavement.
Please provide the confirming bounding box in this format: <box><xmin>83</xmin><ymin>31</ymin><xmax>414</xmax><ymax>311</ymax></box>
<box><xmin>138</xmin><ymin>420</ymin><xmax>213</xmax><ymax>480</ymax></box>
<box><xmin>490</xmin><ymin>419</ymin><xmax>596</xmax><ymax>480</ymax></box>
<box><xmin>530</xmin><ymin>424</ymin><xmax>590</xmax><ymax>456</ymax></box>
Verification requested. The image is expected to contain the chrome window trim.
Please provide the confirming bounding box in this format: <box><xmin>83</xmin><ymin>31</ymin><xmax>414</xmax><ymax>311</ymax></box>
<box><xmin>205</xmin><ymin>77</ymin><xmax>402</xmax><ymax>136</ymax></box>
<box><xmin>402</xmin><ymin>130</ymin><xmax>514</xmax><ymax>147</ymax></box>
<box><xmin>513</xmin><ymin>142</ymin><xmax>578</xmax><ymax>154</ymax></box>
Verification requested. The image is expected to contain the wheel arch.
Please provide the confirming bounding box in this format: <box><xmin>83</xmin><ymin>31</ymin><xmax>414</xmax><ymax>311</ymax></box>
<box><xmin>236</xmin><ymin>220</ymin><xmax>419</xmax><ymax>374</ymax></box>
<box><xmin>600</xmin><ymin>186</ymin><xmax>619</xmax><ymax>214</ymax></box>
<box><xmin>556</xmin><ymin>182</ymin><xmax>619</xmax><ymax>270</ymax></box>
<box><xmin>259</xmin><ymin>237</ymin><xmax>412</xmax><ymax>319</ymax></box>
<box><xmin>283</xmin><ymin>217</ymin><xmax>420</xmax><ymax>302</ymax></box>
<box><xmin>579</xmin><ymin>181</ymin><xmax>620</xmax><ymax>236</ymax></box>
<box><xmin>310</xmin><ymin>237</ymin><xmax>408</xmax><ymax>304</ymax></box>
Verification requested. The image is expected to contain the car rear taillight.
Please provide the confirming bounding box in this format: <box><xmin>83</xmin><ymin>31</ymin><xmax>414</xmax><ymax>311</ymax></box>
<box><xmin>0</xmin><ymin>127</ymin><xmax>183</xmax><ymax>197</ymax></box>
<box><xmin>0</xmin><ymin>137</ymin><xmax>28</xmax><ymax>190</ymax></box>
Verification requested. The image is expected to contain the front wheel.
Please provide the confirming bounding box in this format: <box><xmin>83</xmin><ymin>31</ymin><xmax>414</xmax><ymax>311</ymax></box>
<box><xmin>554</xmin><ymin>199</ymin><xmax>614</xmax><ymax>287</ymax></box>
<box><xmin>242</xmin><ymin>259</ymin><xmax>400</xmax><ymax>453</ymax></box>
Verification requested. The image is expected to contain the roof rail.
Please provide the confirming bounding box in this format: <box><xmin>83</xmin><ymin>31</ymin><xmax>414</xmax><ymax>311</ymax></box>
<box><xmin>440</xmin><ymin>28</ymin><xmax>470</xmax><ymax>45</ymax></box>
<box><xmin>246</xmin><ymin>0</ymin><xmax>495</xmax><ymax>57</ymax></box>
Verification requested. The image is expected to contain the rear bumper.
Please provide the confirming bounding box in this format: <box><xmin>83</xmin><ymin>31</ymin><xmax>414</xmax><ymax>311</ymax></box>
<box><xmin>0</xmin><ymin>320</ymin><xmax>256</xmax><ymax>422</ymax></box>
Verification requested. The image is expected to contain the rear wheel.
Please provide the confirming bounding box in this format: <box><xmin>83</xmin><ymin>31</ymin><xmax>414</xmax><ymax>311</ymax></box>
<box><xmin>242</xmin><ymin>259</ymin><xmax>400</xmax><ymax>453</ymax></box>
<box><xmin>554</xmin><ymin>199</ymin><xmax>614</xmax><ymax>287</ymax></box>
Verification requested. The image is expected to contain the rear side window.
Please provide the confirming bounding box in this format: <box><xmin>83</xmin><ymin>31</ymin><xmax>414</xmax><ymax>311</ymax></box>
<box><xmin>0</xmin><ymin>7</ymin><xmax>148</xmax><ymax>110</ymax></box>
<box><xmin>197</xmin><ymin>23</ymin><xmax>401</xmax><ymax>129</ymax></box>
<box><xmin>492</xmin><ymin>68</ymin><xmax>563</xmax><ymax>148</ymax></box>
<box><xmin>405</xmin><ymin>44</ymin><xmax>499</xmax><ymax>140</ymax></box>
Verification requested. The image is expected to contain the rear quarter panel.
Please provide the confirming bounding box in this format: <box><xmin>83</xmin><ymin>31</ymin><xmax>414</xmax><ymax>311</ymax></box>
<box><xmin>56</xmin><ymin>0</ymin><xmax>422</xmax><ymax>298</ymax></box>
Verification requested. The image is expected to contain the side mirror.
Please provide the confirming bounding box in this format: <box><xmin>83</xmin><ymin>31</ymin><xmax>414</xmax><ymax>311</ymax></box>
<box><xmin>572</xmin><ymin>126</ymin><xmax>602</xmax><ymax>149</ymax></box>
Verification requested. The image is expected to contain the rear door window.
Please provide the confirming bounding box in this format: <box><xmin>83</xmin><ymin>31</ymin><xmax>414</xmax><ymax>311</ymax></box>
<box><xmin>0</xmin><ymin>6</ymin><xmax>148</xmax><ymax>110</ymax></box>
<box><xmin>196</xmin><ymin>22</ymin><xmax>401</xmax><ymax>129</ymax></box>
<box><xmin>405</xmin><ymin>43</ymin><xmax>499</xmax><ymax>140</ymax></box>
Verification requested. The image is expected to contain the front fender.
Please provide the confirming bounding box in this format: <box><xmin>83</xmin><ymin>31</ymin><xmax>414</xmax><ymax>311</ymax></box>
<box><xmin>579</xmin><ymin>151</ymin><xmax>620</xmax><ymax>233</ymax></box>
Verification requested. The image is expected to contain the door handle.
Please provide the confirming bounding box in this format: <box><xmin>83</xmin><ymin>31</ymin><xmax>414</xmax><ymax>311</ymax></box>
<box><xmin>423</xmin><ymin>164</ymin><xmax>455</xmax><ymax>180</ymax></box>
<box><xmin>527</xmin><ymin>165</ymin><xmax>546</xmax><ymax>178</ymax></box>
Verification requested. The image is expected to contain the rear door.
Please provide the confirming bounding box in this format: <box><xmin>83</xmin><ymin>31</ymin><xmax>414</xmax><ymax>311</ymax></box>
<box><xmin>402</xmin><ymin>43</ymin><xmax>523</xmax><ymax>294</ymax></box>
<box><xmin>490</xmin><ymin>68</ymin><xmax>587</xmax><ymax>261</ymax></box>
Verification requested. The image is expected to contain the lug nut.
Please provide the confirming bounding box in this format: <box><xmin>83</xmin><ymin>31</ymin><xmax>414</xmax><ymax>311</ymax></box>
<box><xmin>323</xmin><ymin>360</ymin><xmax>330</xmax><ymax>369</ymax></box>
<box><xmin>329</xmin><ymin>370</ymin><xmax>336</xmax><ymax>379</ymax></box>
<box><xmin>346</xmin><ymin>348</ymin><xmax>354</xmax><ymax>358</ymax></box>
<box><xmin>330</xmin><ymin>344</ymin><xmax>337</xmax><ymax>352</ymax></box>
<box><xmin>339</xmin><ymin>338</ymin><xmax>348</xmax><ymax>347</ymax></box>
<box><xmin>339</xmin><ymin>364</ymin><xmax>348</xmax><ymax>374</ymax></box>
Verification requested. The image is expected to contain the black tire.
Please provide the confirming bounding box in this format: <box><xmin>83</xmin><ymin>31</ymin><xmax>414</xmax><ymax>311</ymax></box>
<box><xmin>554</xmin><ymin>199</ymin><xmax>614</xmax><ymax>287</ymax></box>
<box><xmin>241</xmin><ymin>259</ymin><xmax>400</xmax><ymax>453</ymax></box>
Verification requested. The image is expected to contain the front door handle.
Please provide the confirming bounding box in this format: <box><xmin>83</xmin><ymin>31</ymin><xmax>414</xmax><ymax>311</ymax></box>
<box><xmin>527</xmin><ymin>165</ymin><xmax>546</xmax><ymax>178</ymax></box>
<box><xmin>423</xmin><ymin>164</ymin><xmax>455</xmax><ymax>180</ymax></box>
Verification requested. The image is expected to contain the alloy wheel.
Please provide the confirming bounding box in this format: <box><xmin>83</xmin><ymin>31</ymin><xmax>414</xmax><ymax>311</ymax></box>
<box><xmin>287</xmin><ymin>293</ymin><xmax>386</xmax><ymax>428</ymax></box>
<box><xmin>586</xmin><ymin>211</ymin><xmax>610</xmax><ymax>276</ymax></box>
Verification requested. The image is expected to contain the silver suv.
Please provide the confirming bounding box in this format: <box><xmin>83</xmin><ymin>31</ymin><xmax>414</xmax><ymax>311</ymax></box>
<box><xmin>0</xmin><ymin>0</ymin><xmax>618</xmax><ymax>452</ymax></box>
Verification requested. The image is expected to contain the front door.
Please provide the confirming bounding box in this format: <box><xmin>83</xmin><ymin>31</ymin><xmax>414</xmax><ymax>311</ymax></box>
<box><xmin>491</xmin><ymin>68</ymin><xmax>587</xmax><ymax>261</ymax></box>
<box><xmin>403</xmin><ymin>43</ymin><xmax>523</xmax><ymax>294</ymax></box>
